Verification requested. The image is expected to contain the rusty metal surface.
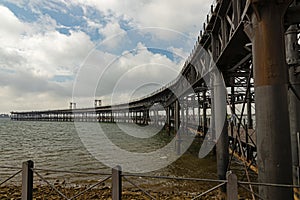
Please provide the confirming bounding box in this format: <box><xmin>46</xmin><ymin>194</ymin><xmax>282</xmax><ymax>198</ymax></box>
<box><xmin>251</xmin><ymin>0</ymin><xmax>294</xmax><ymax>199</ymax></box>
<box><xmin>286</xmin><ymin>24</ymin><xmax>300</xmax><ymax>197</ymax></box>
<box><xmin>251</xmin><ymin>4</ymin><xmax>290</xmax><ymax>86</ymax></box>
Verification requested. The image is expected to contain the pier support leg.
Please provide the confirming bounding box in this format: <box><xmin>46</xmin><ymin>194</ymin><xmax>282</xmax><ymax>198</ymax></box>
<box><xmin>181</xmin><ymin>100</ymin><xmax>185</xmax><ymax>133</ymax></box>
<box><xmin>197</xmin><ymin>93</ymin><xmax>201</xmax><ymax>131</ymax></box>
<box><xmin>185</xmin><ymin>98</ymin><xmax>188</xmax><ymax>133</ymax></box>
<box><xmin>286</xmin><ymin>24</ymin><xmax>300</xmax><ymax>198</ymax></box>
<box><xmin>166</xmin><ymin>106</ymin><xmax>171</xmax><ymax>135</ymax></box>
<box><xmin>251</xmin><ymin>1</ymin><xmax>293</xmax><ymax>199</ymax></box>
<box><xmin>217</xmin><ymin>120</ymin><xmax>229</xmax><ymax>194</ymax></box>
<box><xmin>246</xmin><ymin>88</ymin><xmax>253</xmax><ymax>129</ymax></box>
<box><xmin>203</xmin><ymin>91</ymin><xmax>207</xmax><ymax>134</ymax></box>
<box><xmin>214</xmin><ymin>72</ymin><xmax>228</xmax><ymax>194</ymax></box>
<box><xmin>231</xmin><ymin>83</ymin><xmax>235</xmax><ymax>137</ymax></box>
<box><xmin>192</xmin><ymin>95</ymin><xmax>195</xmax><ymax>124</ymax></box>
<box><xmin>175</xmin><ymin>100</ymin><xmax>181</xmax><ymax>155</ymax></box>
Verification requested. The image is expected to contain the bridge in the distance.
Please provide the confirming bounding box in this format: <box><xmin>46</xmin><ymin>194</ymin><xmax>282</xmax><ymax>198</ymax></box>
<box><xmin>11</xmin><ymin>0</ymin><xmax>300</xmax><ymax>199</ymax></box>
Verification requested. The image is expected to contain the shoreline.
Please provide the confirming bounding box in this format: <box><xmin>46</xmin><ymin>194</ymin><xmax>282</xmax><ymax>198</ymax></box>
<box><xmin>0</xmin><ymin>183</ymin><xmax>220</xmax><ymax>200</ymax></box>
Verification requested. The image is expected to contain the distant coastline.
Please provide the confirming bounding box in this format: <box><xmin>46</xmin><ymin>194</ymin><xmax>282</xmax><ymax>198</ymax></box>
<box><xmin>0</xmin><ymin>114</ymin><xmax>9</xmax><ymax>118</ymax></box>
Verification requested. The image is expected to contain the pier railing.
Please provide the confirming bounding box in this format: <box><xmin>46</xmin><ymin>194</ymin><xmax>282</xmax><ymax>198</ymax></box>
<box><xmin>1</xmin><ymin>160</ymin><xmax>300</xmax><ymax>200</ymax></box>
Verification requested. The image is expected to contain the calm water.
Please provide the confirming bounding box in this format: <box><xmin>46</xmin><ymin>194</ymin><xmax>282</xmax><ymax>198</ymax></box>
<box><xmin>0</xmin><ymin>118</ymin><xmax>258</xmax><ymax>199</ymax></box>
<box><xmin>0</xmin><ymin>118</ymin><xmax>218</xmax><ymax>183</ymax></box>
<box><xmin>0</xmin><ymin>119</ymin><xmax>101</xmax><ymax>171</ymax></box>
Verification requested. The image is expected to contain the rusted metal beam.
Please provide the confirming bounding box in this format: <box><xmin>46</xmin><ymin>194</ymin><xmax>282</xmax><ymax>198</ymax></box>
<box><xmin>217</xmin><ymin>22</ymin><xmax>250</xmax><ymax>70</ymax></box>
<box><xmin>251</xmin><ymin>0</ymin><xmax>293</xmax><ymax>199</ymax></box>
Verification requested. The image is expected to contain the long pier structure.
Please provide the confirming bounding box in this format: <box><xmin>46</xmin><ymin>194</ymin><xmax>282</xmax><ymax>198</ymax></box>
<box><xmin>11</xmin><ymin>0</ymin><xmax>300</xmax><ymax>199</ymax></box>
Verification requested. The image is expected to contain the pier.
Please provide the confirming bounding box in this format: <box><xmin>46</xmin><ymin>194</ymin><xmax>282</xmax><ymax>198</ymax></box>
<box><xmin>10</xmin><ymin>0</ymin><xmax>300</xmax><ymax>199</ymax></box>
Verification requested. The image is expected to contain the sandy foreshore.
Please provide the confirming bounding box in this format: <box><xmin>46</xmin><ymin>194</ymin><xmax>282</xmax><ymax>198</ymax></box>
<box><xmin>0</xmin><ymin>184</ymin><xmax>221</xmax><ymax>199</ymax></box>
<box><xmin>0</xmin><ymin>138</ymin><xmax>256</xmax><ymax>199</ymax></box>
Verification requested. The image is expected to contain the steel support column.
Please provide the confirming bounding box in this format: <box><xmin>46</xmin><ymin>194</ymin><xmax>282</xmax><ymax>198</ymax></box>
<box><xmin>221</xmin><ymin>17</ymin><xmax>228</xmax><ymax>48</ymax></box>
<box><xmin>247</xmin><ymin>86</ymin><xmax>253</xmax><ymax>129</ymax></box>
<box><xmin>203</xmin><ymin>91</ymin><xmax>207</xmax><ymax>133</ymax></box>
<box><xmin>286</xmin><ymin>24</ymin><xmax>300</xmax><ymax>197</ymax></box>
<box><xmin>251</xmin><ymin>1</ymin><xmax>293</xmax><ymax>199</ymax></box>
<box><xmin>231</xmin><ymin>81</ymin><xmax>235</xmax><ymax>138</ymax></box>
<box><xmin>185</xmin><ymin>97</ymin><xmax>189</xmax><ymax>132</ymax></box>
<box><xmin>232</xmin><ymin>0</ymin><xmax>241</xmax><ymax>27</ymax></box>
<box><xmin>175</xmin><ymin>100</ymin><xmax>181</xmax><ymax>155</ymax></box>
<box><xmin>153</xmin><ymin>110</ymin><xmax>157</xmax><ymax>126</ymax></box>
<box><xmin>181</xmin><ymin>99</ymin><xmax>185</xmax><ymax>131</ymax></box>
<box><xmin>166</xmin><ymin>106</ymin><xmax>170</xmax><ymax>135</ymax></box>
<box><xmin>144</xmin><ymin>109</ymin><xmax>149</xmax><ymax>125</ymax></box>
<box><xmin>192</xmin><ymin>95</ymin><xmax>195</xmax><ymax>124</ymax></box>
<box><xmin>213</xmin><ymin>70</ymin><xmax>229</xmax><ymax>194</ymax></box>
<box><xmin>197</xmin><ymin>93</ymin><xmax>201</xmax><ymax>130</ymax></box>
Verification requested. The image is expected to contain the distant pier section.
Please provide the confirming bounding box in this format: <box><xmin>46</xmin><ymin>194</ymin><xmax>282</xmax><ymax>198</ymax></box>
<box><xmin>10</xmin><ymin>100</ymin><xmax>171</xmax><ymax>126</ymax></box>
<box><xmin>10</xmin><ymin>105</ymin><xmax>154</xmax><ymax>124</ymax></box>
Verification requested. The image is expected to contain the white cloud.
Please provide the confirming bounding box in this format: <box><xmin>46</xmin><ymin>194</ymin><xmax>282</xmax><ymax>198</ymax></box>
<box><xmin>100</xmin><ymin>22</ymin><xmax>124</xmax><ymax>38</ymax></box>
<box><xmin>74</xmin><ymin>0</ymin><xmax>211</xmax><ymax>34</ymax></box>
<box><xmin>0</xmin><ymin>70</ymin><xmax>73</xmax><ymax>112</ymax></box>
<box><xmin>0</xmin><ymin>5</ymin><xmax>96</xmax><ymax>112</ymax></box>
<box><xmin>0</xmin><ymin>5</ymin><xmax>28</xmax><ymax>43</ymax></box>
<box><xmin>73</xmin><ymin>42</ymin><xmax>181</xmax><ymax>107</ymax></box>
<box><xmin>167</xmin><ymin>46</ymin><xmax>190</xmax><ymax>61</ymax></box>
<box><xmin>0</xmin><ymin>0</ymin><xmax>212</xmax><ymax>113</ymax></box>
<box><xmin>98</xmin><ymin>20</ymin><xmax>127</xmax><ymax>49</ymax></box>
<box><xmin>21</xmin><ymin>30</ymin><xmax>94</xmax><ymax>77</ymax></box>
<box><xmin>85</xmin><ymin>18</ymin><xmax>103</xmax><ymax>29</ymax></box>
<box><xmin>0</xmin><ymin>5</ymin><xmax>95</xmax><ymax>76</ymax></box>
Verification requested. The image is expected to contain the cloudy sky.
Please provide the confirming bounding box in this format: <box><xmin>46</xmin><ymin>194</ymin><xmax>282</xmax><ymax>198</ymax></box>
<box><xmin>0</xmin><ymin>0</ymin><xmax>212</xmax><ymax>113</ymax></box>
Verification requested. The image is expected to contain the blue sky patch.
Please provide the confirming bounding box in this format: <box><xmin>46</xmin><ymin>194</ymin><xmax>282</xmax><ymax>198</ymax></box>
<box><xmin>147</xmin><ymin>48</ymin><xmax>175</xmax><ymax>61</ymax></box>
<box><xmin>0</xmin><ymin>67</ymin><xmax>15</xmax><ymax>74</ymax></box>
<box><xmin>51</xmin><ymin>75</ymin><xmax>74</xmax><ymax>83</ymax></box>
<box><xmin>1</xmin><ymin>2</ymin><xmax>39</xmax><ymax>22</ymax></box>
<box><xmin>56</xmin><ymin>27</ymin><xmax>70</xmax><ymax>35</ymax></box>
